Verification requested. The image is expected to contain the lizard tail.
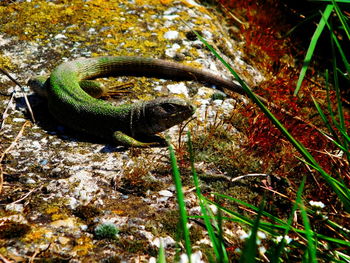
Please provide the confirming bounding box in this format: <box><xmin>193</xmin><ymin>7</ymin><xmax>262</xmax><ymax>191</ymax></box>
<box><xmin>71</xmin><ymin>56</ymin><xmax>245</xmax><ymax>96</ymax></box>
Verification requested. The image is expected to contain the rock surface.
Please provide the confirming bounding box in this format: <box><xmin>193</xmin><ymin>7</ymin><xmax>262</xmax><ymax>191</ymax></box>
<box><xmin>0</xmin><ymin>0</ymin><xmax>264</xmax><ymax>261</ymax></box>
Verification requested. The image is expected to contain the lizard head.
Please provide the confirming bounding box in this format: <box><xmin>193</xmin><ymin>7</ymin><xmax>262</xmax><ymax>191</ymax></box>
<box><xmin>140</xmin><ymin>97</ymin><xmax>196</xmax><ymax>134</ymax></box>
<box><xmin>27</xmin><ymin>76</ymin><xmax>50</xmax><ymax>98</ymax></box>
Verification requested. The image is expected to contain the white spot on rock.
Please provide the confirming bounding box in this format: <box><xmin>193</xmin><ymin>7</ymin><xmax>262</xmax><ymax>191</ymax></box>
<box><xmin>54</xmin><ymin>33</ymin><xmax>67</xmax><ymax>40</ymax></box>
<box><xmin>167</xmin><ymin>83</ymin><xmax>188</xmax><ymax>97</ymax></box>
<box><xmin>165</xmin><ymin>43</ymin><xmax>181</xmax><ymax>58</ymax></box>
<box><xmin>158</xmin><ymin>190</ymin><xmax>173</xmax><ymax>197</ymax></box>
<box><xmin>12</xmin><ymin>118</ymin><xmax>26</xmax><ymax>122</ymax></box>
<box><xmin>163</xmin><ymin>30</ymin><xmax>179</xmax><ymax>40</ymax></box>
<box><xmin>5</xmin><ymin>203</ymin><xmax>24</xmax><ymax>213</ymax></box>
<box><xmin>152</xmin><ymin>236</ymin><xmax>176</xmax><ymax>248</ymax></box>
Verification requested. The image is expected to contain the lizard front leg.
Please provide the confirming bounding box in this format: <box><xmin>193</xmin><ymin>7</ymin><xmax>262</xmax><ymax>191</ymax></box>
<box><xmin>113</xmin><ymin>131</ymin><xmax>166</xmax><ymax>147</ymax></box>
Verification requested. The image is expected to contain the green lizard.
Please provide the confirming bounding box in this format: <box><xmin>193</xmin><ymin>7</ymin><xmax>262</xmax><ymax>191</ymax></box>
<box><xmin>28</xmin><ymin>56</ymin><xmax>245</xmax><ymax>147</ymax></box>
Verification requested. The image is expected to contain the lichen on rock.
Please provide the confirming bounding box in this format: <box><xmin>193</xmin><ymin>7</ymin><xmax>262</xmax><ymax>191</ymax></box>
<box><xmin>0</xmin><ymin>0</ymin><xmax>265</xmax><ymax>261</ymax></box>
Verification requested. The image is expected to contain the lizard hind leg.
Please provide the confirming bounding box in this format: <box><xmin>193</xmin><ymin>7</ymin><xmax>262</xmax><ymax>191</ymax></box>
<box><xmin>80</xmin><ymin>80</ymin><xmax>133</xmax><ymax>98</ymax></box>
<box><xmin>28</xmin><ymin>77</ymin><xmax>108</xmax><ymax>99</ymax></box>
<box><xmin>79</xmin><ymin>80</ymin><xmax>108</xmax><ymax>98</ymax></box>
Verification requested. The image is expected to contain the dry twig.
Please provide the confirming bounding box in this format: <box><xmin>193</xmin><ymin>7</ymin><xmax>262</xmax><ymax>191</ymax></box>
<box><xmin>0</xmin><ymin>253</ymin><xmax>13</xmax><ymax>263</ymax></box>
<box><xmin>0</xmin><ymin>68</ymin><xmax>35</xmax><ymax>129</ymax></box>
<box><xmin>29</xmin><ymin>243</ymin><xmax>51</xmax><ymax>263</ymax></box>
<box><xmin>0</xmin><ymin>121</ymin><xmax>30</xmax><ymax>194</ymax></box>
<box><xmin>9</xmin><ymin>186</ymin><xmax>40</xmax><ymax>205</ymax></box>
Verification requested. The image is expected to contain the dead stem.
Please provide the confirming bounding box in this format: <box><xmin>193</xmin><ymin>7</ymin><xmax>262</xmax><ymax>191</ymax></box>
<box><xmin>0</xmin><ymin>253</ymin><xmax>13</xmax><ymax>263</ymax></box>
<box><xmin>0</xmin><ymin>91</ymin><xmax>15</xmax><ymax>130</ymax></box>
<box><xmin>8</xmin><ymin>186</ymin><xmax>40</xmax><ymax>205</ymax></box>
<box><xmin>0</xmin><ymin>68</ymin><xmax>35</xmax><ymax>128</ymax></box>
<box><xmin>0</xmin><ymin>121</ymin><xmax>30</xmax><ymax>194</ymax></box>
<box><xmin>29</xmin><ymin>243</ymin><xmax>51</xmax><ymax>263</ymax></box>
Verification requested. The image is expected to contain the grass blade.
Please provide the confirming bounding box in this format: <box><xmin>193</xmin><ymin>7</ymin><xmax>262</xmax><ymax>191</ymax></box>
<box><xmin>311</xmin><ymin>96</ymin><xmax>350</xmax><ymax>152</ymax></box>
<box><xmin>322</xmin><ymin>8</ymin><xmax>350</xmax><ymax>77</ymax></box>
<box><xmin>308</xmin><ymin>0</ymin><xmax>350</xmax><ymax>2</ymax></box>
<box><xmin>319</xmin><ymin>130</ymin><xmax>349</xmax><ymax>152</ymax></box>
<box><xmin>211</xmin><ymin>185</ymin><xmax>350</xmax><ymax>248</ymax></box>
<box><xmin>297</xmin><ymin>182</ymin><xmax>317</xmax><ymax>262</ymax></box>
<box><xmin>168</xmin><ymin>140</ymin><xmax>192</xmax><ymax>260</ymax></box>
<box><xmin>239</xmin><ymin>199</ymin><xmax>265</xmax><ymax>263</ymax></box>
<box><xmin>331</xmin><ymin>0</ymin><xmax>350</xmax><ymax>40</ymax></box>
<box><xmin>329</xmin><ymin>23</ymin><xmax>350</xmax><ymax>158</ymax></box>
<box><xmin>273</xmin><ymin>177</ymin><xmax>307</xmax><ymax>262</ymax></box>
<box><xmin>312</xmin><ymin>96</ymin><xmax>337</xmax><ymax>138</ymax></box>
<box><xmin>157</xmin><ymin>241</ymin><xmax>166</xmax><ymax>263</ymax></box>
<box><xmin>294</xmin><ymin>4</ymin><xmax>334</xmax><ymax>95</ymax></box>
<box><xmin>213</xmin><ymin>193</ymin><xmax>286</xmax><ymax>226</ymax></box>
<box><xmin>187</xmin><ymin>132</ymin><xmax>228</xmax><ymax>262</ymax></box>
<box><xmin>186</xmin><ymin>23</ymin><xmax>350</xmax><ymax>212</ymax></box>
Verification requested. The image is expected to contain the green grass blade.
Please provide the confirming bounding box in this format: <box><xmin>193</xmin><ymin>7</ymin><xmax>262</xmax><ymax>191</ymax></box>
<box><xmin>312</xmin><ymin>96</ymin><xmax>337</xmax><ymax>138</ymax></box>
<box><xmin>157</xmin><ymin>241</ymin><xmax>166</xmax><ymax>263</ymax></box>
<box><xmin>187</xmin><ymin>26</ymin><xmax>350</xmax><ymax>212</ymax></box>
<box><xmin>319</xmin><ymin>130</ymin><xmax>349</xmax><ymax>152</ymax></box>
<box><xmin>323</xmin><ymin>71</ymin><xmax>350</xmax><ymax>156</ymax></box>
<box><xmin>197</xmin><ymin>205</ymin><xmax>350</xmax><ymax>247</ymax></box>
<box><xmin>336</xmin><ymin>67</ymin><xmax>350</xmax><ymax>81</ymax></box>
<box><xmin>335</xmin><ymin>251</ymin><xmax>350</xmax><ymax>262</ymax></box>
<box><xmin>213</xmin><ymin>193</ymin><xmax>287</xmax><ymax>226</ymax></box>
<box><xmin>294</xmin><ymin>4</ymin><xmax>334</xmax><ymax>95</ymax></box>
<box><xmin>329</xmin><ymin>15</ymin><xmax>344</xmax><ymax>132</ymax></box>
<box><xmin>311</xmin><ymin>96</ymin><xmax>350</xmax><ymax>152</ymax></box>
<box><xmin>338</xmin><ymin>127</ymin><xmax>350</xmax><ymax>144</ymax></box>
<box><xmin>297</xmin><ymin>157</ymin><xmax>350</xmax><ymax>206</ymax></box>
<box><xmin>211</xmin><ymin>185</ymin><xmax>350</xmax><ymax>248</ymax></box>
<box><xmin>297</xmin><ymin>184</ymin><xmax>317</xmax><ymax>262</ymax></box>
<box><xmin>167</xmin><ymin>140</ymin><xmax>192</xmax><ymax>260</ymax></box>
<box><xmin>323</xmin><ymin>9</ymin><xmax>350</xmax><ymax>77</ymax></box>
<box><xmin>323</xmin><ymin>70</ymin><xmax>345</xmax><ymax>145</ymax></box>
<box><xmin>216</xmin><ymin>209</ymin><xmax>228</xmax><ymax>263</ymax></box>
<box><xmin>283</xmin><ymin>13</ymin><xmax>320</xmax><ymax>38</ymax></box>
<box><xmin>205</xmin><ymin>199</ymin><xmax>278</xmax><ymax>236</ymax></box>
<box><xmin>331</xmin><ymin>0</ymin><xmax>350</xmax><ymax>40</ymax></box>
<box><xmin>308</xmin><ymin>0</ymin><xmax>350</xmax><ymax>2</ymax></box>
<box><xmin>273</xmin><ymin>177</ymin><xmax>307</xmax><ymax>262</ymax></box>
<box><xmin>187</xmin><ymin>132</ymin><xmax>228</xmax><ymax>262</ymax></box>
<box><xmin>329</xmin><ymin>26</ymin><xmax>350</xmax><ymax>158</ymax></box>
<box><xmin>239</xmin><ymin>200</ymin><xmax>265</xmax><ymax>263</ymax></box>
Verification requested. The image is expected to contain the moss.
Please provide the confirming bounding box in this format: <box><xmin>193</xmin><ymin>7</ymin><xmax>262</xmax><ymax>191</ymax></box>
<box><xmin>74</xmin><ymin>205</ymin><xmax>102</xmax><ymax>221</ymax></box>
<box><xmin>94</xmin><ymin>223</ymin><xmax>119</xmax><ymax>240</ymax></box>
<box><xmin>149</xmin><ymin>210</ymin><xmax>179</xmax><ymax>237</ymax></box>
<box><xmin>192</xmin><ymin>124</ymin><xmax>261</xmax><ymax>177</ymax></box>
<box><xmin>117</xmin><ymin>227</ymin><xmax>158</xmax><ymax>256</ymax></box>
<box><xmin>115</xmin><ymin>154</ymin><xmax>167</xmax><ymax>197</ymax></box>
<box><xmin>0</xmin><ymin>221</ymin><xmax>31</xmax><ymax>239</ymax></box>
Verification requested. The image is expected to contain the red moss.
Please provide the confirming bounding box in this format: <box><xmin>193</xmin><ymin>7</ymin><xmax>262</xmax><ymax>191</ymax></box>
<box><xmin>218</xmin><ymin>0</ymin><xmax>350</xmax><ymax>184</ymax></box>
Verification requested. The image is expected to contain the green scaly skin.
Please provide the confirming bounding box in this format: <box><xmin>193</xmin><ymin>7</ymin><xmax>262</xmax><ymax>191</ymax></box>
<box><xmin>28</xmin><ymin>56</ymin><xmax>245</xmax><ymax>147</ymax></box>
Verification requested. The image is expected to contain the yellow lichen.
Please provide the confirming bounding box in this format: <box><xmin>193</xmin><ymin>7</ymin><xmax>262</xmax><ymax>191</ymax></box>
<box><xmin>73</xmin><ymin>236</ymin><xmax>94</xmax><ymax>256</ymax></box>
<box><xmin>22</xmin><ymin>227</ymin><xmax>52</xmax><ymax>244</ymax></box>
<box><xmin>45</xmin><ymin>206</ymin><xmax>60</xmax><ymax>214</ymax></box>
<box><xmin>0</xmin><ymin>54</ymin><xmax>16</xmax><ymax>70</ymax></box>
<box><xmin>45</xmin><ymin>206</ymin><xmax>68</xmax><ymax>221</ymax></box>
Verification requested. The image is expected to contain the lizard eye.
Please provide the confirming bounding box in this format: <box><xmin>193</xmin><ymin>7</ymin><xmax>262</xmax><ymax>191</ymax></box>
<box><xmin>161</xmin><ymin>103</ymin><xmax>177</xmax><ymax>113</ymax></box>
